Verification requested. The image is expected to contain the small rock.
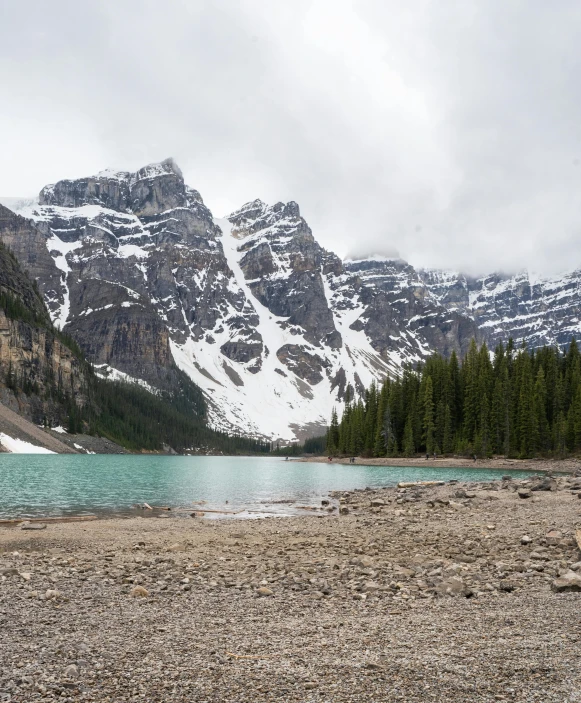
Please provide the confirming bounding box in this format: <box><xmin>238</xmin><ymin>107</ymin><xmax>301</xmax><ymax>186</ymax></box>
<box><xmin>499</xmin><ymin>579</ymin><xmax>517</xmax><ymax>592</ymax></box>
<box><xmin>130</xmin><ymin>586</ymin><xmax>149</xmax><ymax>598</ymax></box>
<box><xmin>63</xmin><ymin>664</ymin><xmax>78</xmax><ymax>679</ymax></box>
<box><xmin>545</xmin><ymin>530</ymin><xmax>563</xmax><ymax>546</ymax></box>
<box><xmin>532</xmin><ymin>477</ymin><xmax>557</xmax><ymax>492</ymax></box>
<box><xmin>339</xmin><ymin>506</ymin><xmax>349</xmax><ymax>515</ymax></box>
<box><xmin>350</xmin><ymin>555</ymin><xmax>374</xmax><ymax>568</ymax></box>
<box><xmin>551</xmin><ymin>570</ymin><xmax>581</xmax><ymax>592</ymax></box>
<box><xmin>521</xmin><ymin>535</ymin><xmax>532</xmax><ymax>545</ymax></box>
<box><xmin>256</xmin><ymin>587</ymin><xmax>273</xmax><ymax>597</ymax></box>
<box><xmin>19</xmin><ymin>572</ymin><xmax>31</xmax><ymax>582</ymax></box>
<box><xmin>517</xmin><ymin>489</ymin><xmax>531</xmax><ymax>499</ymax></box>
<box><xmin>45</xmin><ymin>589</ymin><xmax>61</xmax><ymax>600</ymax></box>
<box><xmin>370</xmin><ymin>499</ymin><xmax>386</xmax><ymax>507</ymax></box>
<box><xmin>304</xmin><ymin>682</ymin><xmax>319</xmax><ymax>690</ymax></box>
<box><xmin>435</xmin><ymin>577</ymin><xmax>467</xmax><ymax>597</ymax></box>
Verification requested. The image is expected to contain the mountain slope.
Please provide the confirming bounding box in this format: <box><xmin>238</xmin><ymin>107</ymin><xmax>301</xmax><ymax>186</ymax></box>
<box><xmin>4</xmin><ymin>158</ymin><xmax>581</xmax><ymax>441</ymax></box>
<box><xmin>0</xmin><ymin>208</ymin><xmax>90</xmax><ymax>429</ymax></box>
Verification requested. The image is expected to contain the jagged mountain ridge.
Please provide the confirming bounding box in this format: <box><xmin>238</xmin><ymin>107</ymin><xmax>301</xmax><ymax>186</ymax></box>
<box><xmin>3</xmin><ymin>158</ymin><xmax>580</xmax><ymax>440</ymax></box>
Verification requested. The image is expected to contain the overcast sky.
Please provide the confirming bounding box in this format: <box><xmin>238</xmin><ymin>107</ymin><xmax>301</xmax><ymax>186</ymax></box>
<box><xmin>2</xmin><ymin>0</ymin><xmax>581</xmax><ymax>275</ymax></box>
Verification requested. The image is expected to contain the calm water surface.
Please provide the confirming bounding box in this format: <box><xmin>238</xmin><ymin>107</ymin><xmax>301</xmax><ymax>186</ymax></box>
<box><xmin>0</xmin><ymin>455</ymin><xmax>542</xmax><ymax>519</ymax></box>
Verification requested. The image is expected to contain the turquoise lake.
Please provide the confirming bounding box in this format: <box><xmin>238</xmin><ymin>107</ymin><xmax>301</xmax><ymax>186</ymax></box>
<box><xmin>0</xmin><ymin>455</ymin><xmax>544</xmax><ymax>519</ymax></box>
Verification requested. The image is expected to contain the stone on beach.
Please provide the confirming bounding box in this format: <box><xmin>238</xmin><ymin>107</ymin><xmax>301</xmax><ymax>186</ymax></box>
<box><xmin>130</xmin><ymin>586</ymin><xmax>149</xmax><ymax>597</ymax></box>
<box><xmin>551</xmin><ymin>570</ymin><xmax>581</xmax><ymax>592</ymax></box>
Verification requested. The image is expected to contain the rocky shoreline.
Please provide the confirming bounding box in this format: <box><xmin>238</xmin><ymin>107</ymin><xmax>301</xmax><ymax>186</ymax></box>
<box><xmin>1</xmin><ymin>473</ymin><xmax>581</xmax><ymax>701</ymax></box>
<box><xmin>300</xmin><ymin>455</ymin><xmax>581</xmax><ymax>473</ymax></box>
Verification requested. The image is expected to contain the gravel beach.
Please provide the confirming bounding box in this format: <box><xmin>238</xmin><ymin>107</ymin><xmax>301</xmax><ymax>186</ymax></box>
<box><xmin>1</xmin><ymin>473</ymin><xmax>581</xmax><ymax>702</ymax></box>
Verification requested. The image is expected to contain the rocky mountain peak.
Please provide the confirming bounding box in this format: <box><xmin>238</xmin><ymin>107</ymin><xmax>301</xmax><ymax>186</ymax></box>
<box><xmin>229</xmin><ymin>199</ymin><xmax>303</xmax><ymax>239</ymax></box>
<box><xmin>4</xmin><ymin>158</ymin><xmax>581</xmax><ymax>441</ymax></box>
<box><xmin>135</xmin><ymin>157</ymin><xmax>183</xmax><ymax>181</ymax></box>
<box><xmin>38</xmin><ymin>158</ymin><xmax>191</xmax><ymax>217</ymax></box>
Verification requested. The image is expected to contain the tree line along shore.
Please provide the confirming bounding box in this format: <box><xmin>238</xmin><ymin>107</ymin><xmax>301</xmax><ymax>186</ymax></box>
<box><xmin>325</xmin><ymin>339</ymin><xmax>581</xmax><ymax>460</ymax></box>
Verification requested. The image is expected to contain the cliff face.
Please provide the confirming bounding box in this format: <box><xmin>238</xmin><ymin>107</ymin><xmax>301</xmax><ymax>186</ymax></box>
<box><xmin>419</xmin><ymin>268</ymin><xmax>581</xmax><ymax>351</ymax></box>
<box><xmin>230</xmin><ymin>200</ymin><xmax>342</xmax><ymax>350</ymax></box>
<box><xmin>4</xmin><ymin>158</ymin><xmax>581</xmax><ymax>440</ymax></box>
<box><xmin>0</xmin><ymin>219</ymin><xmax>89</xmax><ymax>424</ymax></box>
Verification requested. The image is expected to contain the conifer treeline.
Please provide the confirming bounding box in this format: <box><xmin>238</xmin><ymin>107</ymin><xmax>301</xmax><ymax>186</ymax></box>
<box><xmin>326</xmin><ymin>339</ymin><xmax>581</xmax><ymax>459</ymax></box>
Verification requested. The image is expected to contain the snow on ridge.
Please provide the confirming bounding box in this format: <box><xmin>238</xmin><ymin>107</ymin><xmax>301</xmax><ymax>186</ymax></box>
<box><xmin>46</xmin><ymin>235</ymin><xmax>83</xmax><ymax>329</ymax></box>
<box><xmin>344</xmin><ymin>254</ymin><xmax>405</xmax><ymax>265</ymax></box>
<box><xmin>93</xmin><ymin>364</ymin><xmax>159</xmax><ymax>394</ymax></box>
<box><xmin>0</xmin><ymin>196</ymin><xmax>39</xmax><ymax>213</ymax></box>
<box><xmin>166</xmin><ymin>218</ymin><xmax>395</xmax><ymax>441</ymax></box>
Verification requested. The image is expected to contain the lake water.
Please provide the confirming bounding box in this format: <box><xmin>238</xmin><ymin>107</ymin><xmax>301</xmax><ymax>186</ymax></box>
<box><xmin>0</xmin><ymin>455</ymin><xmax>544</xmax><ymax>520</ymax></box>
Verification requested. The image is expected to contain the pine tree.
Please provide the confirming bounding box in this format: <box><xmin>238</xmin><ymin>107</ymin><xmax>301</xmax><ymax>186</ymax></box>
<box><xmin>327</xmin><ymin>408</ymin><xmax>340</xmax><ymax>454</ymax></box>
<box><xmin>422</xmin><ymin>376</ymin><xmax>435</xmax><ymax>454</ymax></box>
<box><xmin>402</xmin><ymin>415</ymin><xmax>415</xmax><ymax>456</ymax></box>
<box><xmin>533</xmin><ymin>367</ymin><xmax>549</xmax><ymax>453</ymax></box>
<box><xmin>442</xmin><ymin>403</ymin><xmax>454</xmax><ymax>454</ymax></box>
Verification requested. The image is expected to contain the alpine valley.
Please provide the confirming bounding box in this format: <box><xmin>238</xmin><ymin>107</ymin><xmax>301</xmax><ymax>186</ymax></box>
<box><xmin>2</xmin><ymin>158</ymin><xmax>581</xmax><ymax>442</ymax></box>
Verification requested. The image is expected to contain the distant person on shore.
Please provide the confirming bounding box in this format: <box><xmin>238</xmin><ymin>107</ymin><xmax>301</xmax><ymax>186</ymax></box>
<box><xmin>426</xmin><ymin>453</ymin><xmax>429</xmax><ymax>460</ymax></box>
<box><xmin>328</xmin><ymin>455</ymin><xmax>332</xmax><ymax>462</ymax></box>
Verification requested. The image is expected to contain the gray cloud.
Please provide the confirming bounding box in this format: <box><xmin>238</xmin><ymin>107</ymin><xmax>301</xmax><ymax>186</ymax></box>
<box><xmin>1</xmin><ymin>0</ymin><xmax>581</xmax><ymax>275</ymax></box>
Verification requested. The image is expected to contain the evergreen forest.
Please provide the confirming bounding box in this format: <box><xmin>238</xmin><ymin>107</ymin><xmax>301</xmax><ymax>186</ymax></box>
<box><xmin>326</xmin><ymin>338</ymin><xmax>581</xmax><ymax>459</ymax></box>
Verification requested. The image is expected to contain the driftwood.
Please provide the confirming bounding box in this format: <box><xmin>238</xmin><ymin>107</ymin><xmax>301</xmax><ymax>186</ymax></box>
<box><xmin>30</xmin><ymin>515</ymin><xmax>98</xmax><ymax>524</ymax></box>
<box><xmin>0</xmin><ymin>515</ymin><xmax>98</xmax><ymax>526</ymax></box>
<box><xmin>142</xmin><ymin>503</ymin><xmax>153</xmax><ymax>510</ymax></box>
<box><xmin>192</xmin><ymin>508</ymin><xmax>243</xmax><ymax>515</ymax></box>
<box><xmin>226</xmin><ymin>652</ymin><xmax>281</xmax><ymax>660</ymax></box>
<box><xmin>21</xmin><ymin>523</ymin><xmax>47</xmax><ymax>530</ymax></box>
<box><xmin>397</xmin><ymin>481</ymin><xmax>445</xmax><ymax>488</ymax></box>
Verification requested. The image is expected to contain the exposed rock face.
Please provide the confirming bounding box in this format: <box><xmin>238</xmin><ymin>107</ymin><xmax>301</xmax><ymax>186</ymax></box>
<box><xmin>276</xmin><ymin>344</ymin><xmax>331</xmax><ymax>385</ymax></box>
<box><xmin>4</xmin><ymin>158</ymin><xmax>581</xmax><ymax>440</ymax></box>
<box><xmin>229</xmin><ymin>200</ymin><xmax>341</xmax><ymax>349</ymax></box>
<box><xmin>325</xmin><ymin>258</ymin><xmax>482</xmax><ymax>363</ymax></box>
<box><xmin>0</xmin><ymin>221</ymin><xmax>88</xmax><ymax>424</ymax></box>
<box><xmin>13</xmin><ymin>161</ymin><xmax>259</xmax><ymax>392</ymax></box>
<box><xmin>0</xmin><ymin>205</ymin><xmax>63</xmax><ymax>317</ymax></box>
<box><xmin>419</xmin><ymin>268</ymin><xmax>581</xmax><ymax>350</ymax></box>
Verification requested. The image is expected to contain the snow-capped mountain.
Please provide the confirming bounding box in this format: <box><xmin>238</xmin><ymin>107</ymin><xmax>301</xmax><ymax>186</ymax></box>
<box><xmin>419</xmin><ymin>268</ymin><xmax>581</xmax><ymax>350</ymax></box>
<box><xmin>2</xmin><ymin>158</ymin><xmax>580</xmax><ymax>440</ymax></box>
